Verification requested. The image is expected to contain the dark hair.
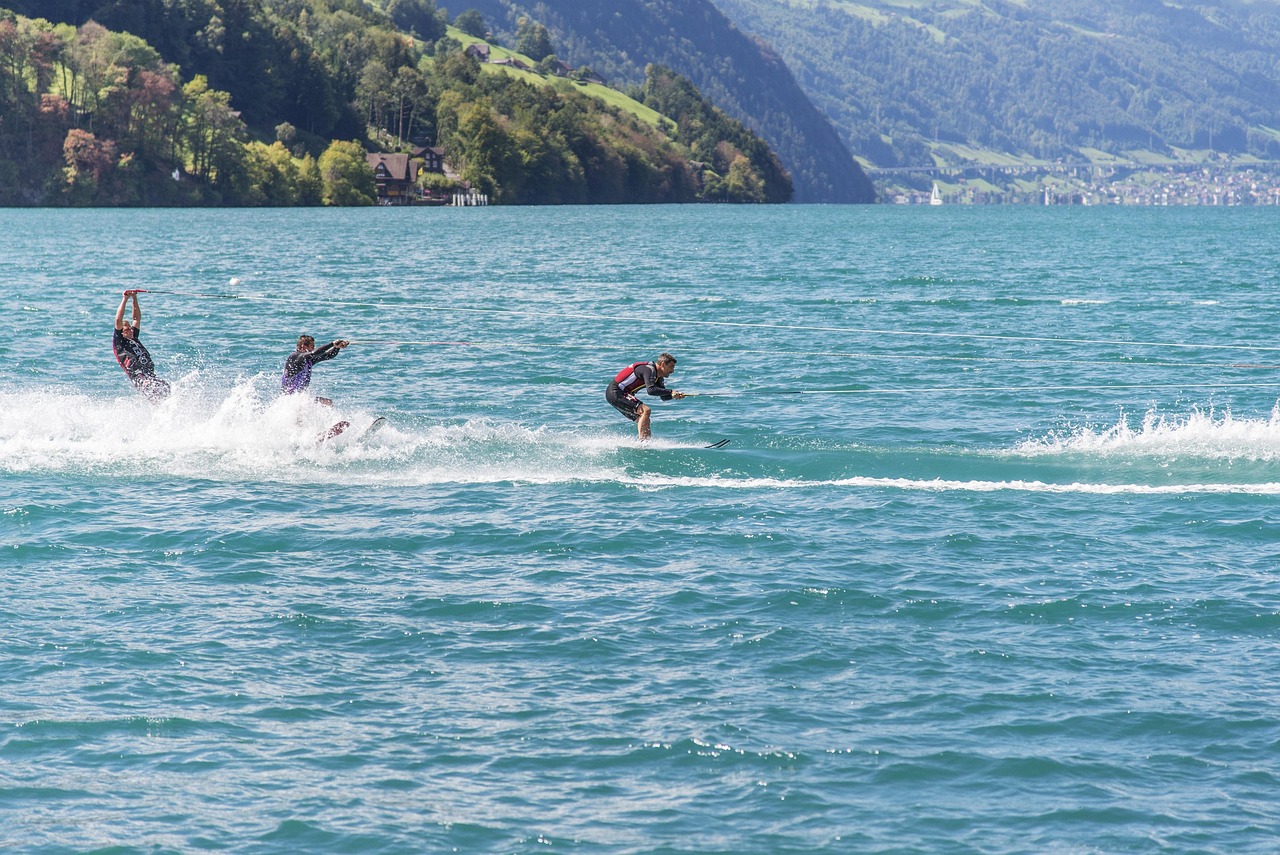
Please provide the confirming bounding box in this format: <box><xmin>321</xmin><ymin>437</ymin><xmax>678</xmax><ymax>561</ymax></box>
<box><xmin>658</xmin><ymin>352</ymin><xmax>676</xmax><ymax>366</ymax></box>
<box><xmin>297</xmin><ymin>335</ymin><xmax>315</xmax><ymax>349</ymax></box>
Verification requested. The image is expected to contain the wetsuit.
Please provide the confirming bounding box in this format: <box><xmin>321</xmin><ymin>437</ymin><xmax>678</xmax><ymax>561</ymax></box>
<box><xmin>113</xmin><ymin>326</ymin><xmax>169</xmax><ymax>401</ymax></box>
<box><xmin>282</xmin><ymin>342</ymin><xmax>342</xmax><ymax>395</ymax></box>
<box><xmin>606</xmin><ymin>361</ymin><xmax>672</xmax><ymax>422</ymax></box>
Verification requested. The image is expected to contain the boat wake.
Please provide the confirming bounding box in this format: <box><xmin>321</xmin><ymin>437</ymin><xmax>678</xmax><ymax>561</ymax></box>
<box><xmin>3</xmin><ymin>383</ymin><xmax>1279</xmax><ymax>494</ymax></box>
<box><xmin>0</xmin><ymin>379</ymin><xmax>707</xmax><ymax>486</ymax></box>
<box><xmin>1013</xmin><ymin>405</ymin><xmax>1280</xmax><ymax>463</ymax></box>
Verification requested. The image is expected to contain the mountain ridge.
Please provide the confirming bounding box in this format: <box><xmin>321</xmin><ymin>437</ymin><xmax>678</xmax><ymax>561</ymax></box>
<box><xmin>714</xmin><ymin>0</ymin><xmax>1280</xmax><ymax>177</ymax></box>
<box><xmin>452</xmin><ymin>0</ymin><xmax>877</xmax><ymax>202</ymax></box>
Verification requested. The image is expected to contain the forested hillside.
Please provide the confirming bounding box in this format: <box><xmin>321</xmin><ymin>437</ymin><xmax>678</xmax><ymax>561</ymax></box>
<box><xmin>716</xmin><ymin>0</ymin><xmax>1280</xmax><ymax>169</ymax></box>
<box><xmin>0</xmin><ymin>0</ymin><xmax>789</xmax><ymax>205</ymax></box>
<box><xmin>454</xmin><ymin>0</ymin><xmax>877</xmax><ymax>203</ymax></box>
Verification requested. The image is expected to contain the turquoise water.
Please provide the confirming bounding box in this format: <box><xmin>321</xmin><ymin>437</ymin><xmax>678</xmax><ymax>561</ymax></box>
<box><xmin>3</xmin><ymin>205</ymin><xmax>1280</xmax><ymax>853</ymax></box>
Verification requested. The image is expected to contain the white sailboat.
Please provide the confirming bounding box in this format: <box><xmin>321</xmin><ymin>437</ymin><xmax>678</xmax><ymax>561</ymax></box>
<box><xmin>929</xmin><ymin>182</ymin><xmax>943</xmax><ymax>205</ymax></box>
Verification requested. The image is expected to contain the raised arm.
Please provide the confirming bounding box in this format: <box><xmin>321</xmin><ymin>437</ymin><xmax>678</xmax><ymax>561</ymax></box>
<box><xmin>116</xmin><ymin>290</ymin><xmax>142</xmax><ymax>330</ymax></box>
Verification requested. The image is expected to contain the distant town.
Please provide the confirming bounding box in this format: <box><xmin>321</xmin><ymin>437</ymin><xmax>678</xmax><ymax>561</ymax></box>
<box><xmin>879</xmin><ymin>160</ymin><xmax>1280</xmax><ymax>206</ymax></box>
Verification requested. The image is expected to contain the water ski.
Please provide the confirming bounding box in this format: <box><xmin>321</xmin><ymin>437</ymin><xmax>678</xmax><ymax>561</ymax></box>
<box><xmin>361</xmin><ymin>417</ymin><xmax>387</xmax><ymax>439</ymax></box>
<box><xmin>317</xmin><ymin>420</ymin><xmax>350</xmax><ymax>443</ymax></box>
<box><xmin>704</xmin><ymin>438</ymin><xmax>731</xmax><ymax>449</ymax></box>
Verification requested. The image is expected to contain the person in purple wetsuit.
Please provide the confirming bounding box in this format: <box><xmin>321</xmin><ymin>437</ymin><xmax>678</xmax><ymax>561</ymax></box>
<box><xmin>112</xmin><ymin>290</ymin><xmax>170</xmax><ymax>402</ymax></box>
<box><xmin>282</xmin><ymin>335</ymin><xmax>349</xmax><ymax>406</ymax></box>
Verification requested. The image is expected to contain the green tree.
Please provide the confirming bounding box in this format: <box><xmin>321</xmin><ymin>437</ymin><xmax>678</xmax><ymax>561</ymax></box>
<box><xmin>180</xmin><ymin>74</ymin><xmax>247</xmax><ymax>192</ymax></box>
<box><xmin>453</xmin><ymin>9</ymin><xmax>487</xmax><ymax>39</ymax></box>
<box><xmin>356</xmin><ymin>59</ymin><xmax>393</xmax><ymax>133</ymax></box>
<box><xmin>419</xmin><ymin>170</ymin><xmax>460</xmax><ymax>196</ymax></box>
<box><xmin>391</xmin><ymin>65</ymin><xmax>430</xmax><ymax>146</ymax></box>
<box><xmin>235</xmin><ymin>140</ymin><xmax>274</xmax><ymax>206</ymax></box>
<box><xmin>447</xmin><ymin>100</ymin><xmax>509</xmax><ymax>197</ymax></box>
<box><xmin>432</xmin><ymin>48</ymin><xmax>480</xmax><ymax>88</ymax></box>
<box><xmin>724</xmin><ymin>154</ymin><xmax>765</xmax><ymax>202</ymax></box>
<box><xmin>515</xmin><ymin>18</ymin><xmax>554</xmax><ymax>63</ymax></box>
<box><xmin>123</xmin><ymin>68</ymin><xmax>180</xmax><ymax>167</ymax></box>
<box><xmin>239</xmin><ymin>140</ymin><xmax>301</xmax><ymax>205</ymax></box>
<box><xmin>297</xmin><ymin>152</ymin><xmax>324</xmax><ymax>205</ymax></box>
<box><xmin>318</xmin><ymin>139</ymin><xmax>375</xmax><ymax>205</ymax></box>
<box><xmin>387</xmin><ymin>0</ymin><xmax>447</xmax><ymax>42</ymax></box>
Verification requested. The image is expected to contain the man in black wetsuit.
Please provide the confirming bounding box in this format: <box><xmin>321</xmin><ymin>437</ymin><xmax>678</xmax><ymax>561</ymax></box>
<box><xmin>112</xmin><ymin>290</ymin><xmax>170</xmax><ymax>402</ymax></box>
<box><xmin>281</xmin><ymin>335</ymin><xmax>349</xmax><ymax>406</ymax></box>
<box><xmin>606</xmin><ymin>352</ymin><xmax>685</xmax><ymax>440</ymax></box>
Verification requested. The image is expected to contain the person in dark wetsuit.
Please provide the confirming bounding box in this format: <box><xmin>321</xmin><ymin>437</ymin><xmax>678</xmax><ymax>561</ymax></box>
<box><xmin>112</xmin><ymin>290</ymin><xmax>170</xmax><ymax>402</ymax></box>
<box><xmin>606</xmin><ymin>352</ymin><xmax>685</xmax><ymax>440</ymax></box>
<box><xmin>282</xmin><ymin>335</ymin><xmax>349</xmax><ymax>406</ymax></box>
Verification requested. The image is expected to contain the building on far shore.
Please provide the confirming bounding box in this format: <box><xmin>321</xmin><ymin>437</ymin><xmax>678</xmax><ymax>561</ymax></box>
<box><xmin>879</xmin><ymin>161</ymin><xmax>1280</xmax><ymax>206</ymax></box>
<box><xmin>413</xmin><ymin>146</ymin><xmax>445</xmax><ymax>175</ymax></box>
<box><xmin>367</xmin><ymin>146</ymin><xmax>472</xmax><ymax>205</ymax></box>
<box><xmin>366</xmin><ymin>152</ymin><xmax>419</xmax><ymax>205</ymax></box>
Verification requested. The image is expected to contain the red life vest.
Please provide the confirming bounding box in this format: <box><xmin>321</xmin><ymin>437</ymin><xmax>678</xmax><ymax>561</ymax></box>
<box><xmin>613</xmin><ymin>361</ymin><xmax>653</xmax><ymax>395</ymax></box>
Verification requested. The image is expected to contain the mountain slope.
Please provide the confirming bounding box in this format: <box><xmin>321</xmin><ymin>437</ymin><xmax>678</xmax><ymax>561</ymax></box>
<box><xmin>454</xmin><ymin>0</ymin><xmax>877</xmax><ymax>202</ymax></box>
<box><xmin>715</xmin><ymin>0</ymin><xmax>1280</xmax><ymax>169</ymax></box>
<box><xmin>0</xmin><ymin>5</ymin><xmax>791</xmax><ymax>205</ymax></box>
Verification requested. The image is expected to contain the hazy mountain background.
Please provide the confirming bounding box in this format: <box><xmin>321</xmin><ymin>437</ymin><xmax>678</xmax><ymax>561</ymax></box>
<box><xmin>448</xmin><ymin>0</ymin><xmax>878</xmax><ymax>202</ymax></box>
<box><xmin>713</xmin><ymin>0</ymin><xmax>1280</xmax><ymax>172</ymax></box>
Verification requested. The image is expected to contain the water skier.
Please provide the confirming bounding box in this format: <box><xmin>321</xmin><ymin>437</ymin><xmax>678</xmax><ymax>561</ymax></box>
<box><xmin>112</xmin><ymin>290</ymin><xmax>170</xmax><ymax>402</ymax></box>
<box><xmin>282</xmin><ymin>335</ymin><xmax>349</xmax><ymax>406</ymax></box>
<box><xmin>606</xmin><ymin>352</ymin><xmax>686</xmax><ymax>440</ymax></box>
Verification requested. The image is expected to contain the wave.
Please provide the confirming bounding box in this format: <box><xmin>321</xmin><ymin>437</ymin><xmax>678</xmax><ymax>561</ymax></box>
<box><xmin>4</xmin><ymin>383</ymin><xmax>1279</xmax><ymax>494</ymax></box>
<box><xmin>1014</xmin><ymin>405</ymin><xmax>1280</xmax><ymax>463</ymax></box>
<box><xmin>619</xmin><ymin>474</ymin><xmax>1280</xmax><ymax>495</ymax></box>
<box><xmin>0</xmin><ymin>378</ymin><xmax>702</xmax><ymax>486</ymax></box>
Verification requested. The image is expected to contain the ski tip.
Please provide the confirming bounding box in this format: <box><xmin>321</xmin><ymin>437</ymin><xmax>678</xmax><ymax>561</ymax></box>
<box><xmin>704</xmin><ymin>438</ymin><xmax>731</xmax><ymax>449</ymax></box>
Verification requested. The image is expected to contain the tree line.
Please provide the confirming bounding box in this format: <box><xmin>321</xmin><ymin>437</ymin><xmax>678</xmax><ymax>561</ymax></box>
<box><xmin>0</xmin><ymin>1</ymin><xmax>788</xmax><ymax>205</ymax></box>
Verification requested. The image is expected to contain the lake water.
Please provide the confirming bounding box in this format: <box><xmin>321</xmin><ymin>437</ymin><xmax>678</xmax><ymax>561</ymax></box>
<box><xmin>3</xmin><ymin>204</ymin><xmax>1280</xmax><ymax>853</ymax></box>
